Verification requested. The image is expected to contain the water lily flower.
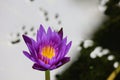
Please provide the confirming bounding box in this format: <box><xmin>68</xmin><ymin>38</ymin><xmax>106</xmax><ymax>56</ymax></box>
<box><xmin>22</xmin><ymin>24</ymin><xmax>72</xmax><ymax>71</ymax></box>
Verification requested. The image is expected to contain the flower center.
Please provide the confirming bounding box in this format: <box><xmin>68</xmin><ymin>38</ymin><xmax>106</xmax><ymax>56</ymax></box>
<box><xmin>41</xmin><ymin>46</ymin><xmax>55</xmax><ymax>59</ymax></box>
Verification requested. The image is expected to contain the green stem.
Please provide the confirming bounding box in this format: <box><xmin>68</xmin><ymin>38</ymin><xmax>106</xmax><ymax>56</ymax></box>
<box><xmin>45</xmin><ymin>70</ymin><xmax>50</xmax><ymax>80</ymax></box>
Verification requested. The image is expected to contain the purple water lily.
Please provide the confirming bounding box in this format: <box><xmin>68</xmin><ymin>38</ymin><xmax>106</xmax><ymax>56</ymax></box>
<box><xmin>22</xmin><ymin>24</ymin><xmax>72</xmax><ymax>71</ymax></box>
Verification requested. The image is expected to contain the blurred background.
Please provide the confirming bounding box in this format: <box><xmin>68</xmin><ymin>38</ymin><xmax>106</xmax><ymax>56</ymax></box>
<box><xmin>0</xmin><ymin>0</ymin><xmax>120</xmax><ymax>80</ymax></box>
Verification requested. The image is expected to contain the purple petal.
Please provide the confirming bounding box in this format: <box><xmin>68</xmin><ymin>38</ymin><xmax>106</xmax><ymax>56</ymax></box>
<box><xmin>22</xmin><ymin>35</ymin><xmax>37</xmax><ymax>58</ymax></box>
<box><xmin>50</xmin><ymin>57</ymin><xmax>70</xmax><ymax>70</ymax></box>
<box><xmin>36</xmin><ymin>58</ymin><xmax>51</xmax><ymax>69</ymax></box>
<box><xmin>47</xmin><ymin>27</ymin><xmax>52</xmax><ymax>39</ymax></box>
<box><xmin>41</xmin><ymin>32</ymin><xmax>49</xmax><ymax>45</ymax></box>
<box><xmin>58</xmin><ymin>28</ymin><xmax>63</xmax><ymax>39</ymax></box>
<box><xmin>23</xmin><ymin>51</ymin><xmax>36</xmax><ymax>62</ymax></box>
<box><xmin>32</xmin><ymin>63</ymin><xmax>47</xmax><ymax>71</ymax></box>
<box><xmin>22</xmin><ymin>35</ymin><xmax>32</xmax><ymax>45</ymax></box>
<box><xmin>56</xmin><ymin>37</ymin><xmax>67</xmax><ymax>60</ymax></box>
<box><xmin>61</xmin><ymin>57</ymin><xmax>70</xmax><ymax>63</ymax></box>
<box><xmin>63</xmin><ymin>41</ymin><xmax>72</xmax><ymax>57</ymax></box>
<box><xmin>37</xmin><ymin>24</ymin><xmax>46</xmax><ymax>42</ymax></box>
<box><xmin>49</xmin><ymin>57</ymin><xmax>56</xmax><ymax>65</ymax></box>
<box><xmin>62</xmin><ymin>37</ymin><xmax>67</xmax><ymax>44</ymax></box>
<box><xmin>56</xmin><ymin>45</ymin><xmax>66</xmax><ymax>61</ymax></box>
<box><xmin>56</xmin><ymin>57</ymin><xmax>70</xmax><ymax>68</ymax></box>
<box><xmin>22</xmin><ymin>24</ymin><xmax>72</xmax><ymax>71</ymax></box>
<box><xmin>22</xmin><ymin>35</ymin><xmax>37</xmax><ymax>48</ymax></box>
<box><xmin>50</xmin><ymin>31</ymin><xmax>61</xmax><ymax>46</ymax></box>
<box><xmin>49</xmin><ymin>65</ymin><xmax>56</xmax><ymax>70</ymax></box>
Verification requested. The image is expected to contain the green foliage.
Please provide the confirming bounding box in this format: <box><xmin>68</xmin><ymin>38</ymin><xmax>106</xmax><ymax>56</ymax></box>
<box><xmin>105</xmin><ymin>0</ymin><xmax>120</xmax><ymax>18</ymax></box>
<box><xmin>56</xmin><ymin>0</ymin><xmax>120</xmax><ymax>80</ymax></box>
<box><xmin>56</xmin><ymin>42</ymin><xmax>120</xmax><ymax>80</ymax></box>
<box><xmin>92</xmin><ymin>18</ymin><xmax>120</xmax><ymax>51</ymax></box>
<box><xmin>92</xmin><ymin>0</ymin><xmax>120</xmax><ymax>51</ymax></box>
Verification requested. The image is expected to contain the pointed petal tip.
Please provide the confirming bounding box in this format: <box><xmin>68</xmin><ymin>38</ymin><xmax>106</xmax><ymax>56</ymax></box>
<box><xmin>62</xmin><ymin>36</ymin><xmax>67</xmax><ymax>44</ymax></box>
<box><xmin>22</xmin><ymin>34</ymin><xmax>29</xmax><ymax>39</ymax></box>
<box><xmin>40</xmin><ymin>24</ymin><xmax>45</xmax><ymax>30</ymax></box>
<box><xmin>38</xmin><ymin>24</ymin><xmax>44</xmax><ymax>30</ymax></box>
<box><xmin>61</xmin><ymin>57</ymin><xmax>70</xmax><ymax>64</ymax></box>
<box><xmin>54</xmin><ymin>57</ymin><xmax>70</xmax><ymax>69</ymax></box>
<box><xmin>67</xmin><ymin>41</ymin><xmax>72</xmax><ymax>49</ymax></box>
<box><xmin>59</xmin><ymin>27</ymin><xmax>63</xmax><ymax>32</ymax></box>
<box><xmin>40</xmin><ymin>24</ymin><xmax>43</xmax><ymax>27</ymax></box>
<box><xmin>67</xmin><ymin>41</ymin><xmax>72</xmax><ymax>48</ymax></box>
<box><xmin>38</xmin><ymin>24</ymin><xmax>46</xmax><ymax>33</ymax></box>
<box><xmin>23</xmin><ymin>50</ymin><xmax>31</xmax><ymax>59</ymax></box>
<box><xmin>65</xmin><ymin>57</ymin><xmax>70</xmax><ymax>61</ymax></box>
<box><xmin>22</xmin><ymin>35</ymin><xmax>26</xmax><ymax>41</ymax></box>
<box><xmin>58</xmin><ymin>28</ymin><xmax>63</xmax><ymax>39</ymax></box>
<box><xmin>22</xmin><ymin>34</ymin><xmax>33</xmax><ymax>44</ymax></box>
<box><xmin>47</xmin><ymin>27</ymin><xmax>52</xmax><ymax>36</ymax></box>
<box><xmin>47</xmin><ymin>26</ymin><xmax>52</xmax><ymax>32</ymax></box>
<box><xmin>69</xmin><ymin>41</ymin><xmax>72</xmax><ymax>46</ymax></box>
<box><xmin>63</xmin><ymin>41</ymin><xmax>72</xmax><ymax>57</ymax></box>
<box><xmin>22</xmin><ymin>34</ymin><xmax>26</xmax><ymax>39</ymax></box>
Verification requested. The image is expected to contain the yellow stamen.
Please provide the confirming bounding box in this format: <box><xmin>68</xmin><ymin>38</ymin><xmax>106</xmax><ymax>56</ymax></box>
<box><xmin>42</xmin><ymin>46</ymin><xmax>55</xmax><ymax>59</ymax></box>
